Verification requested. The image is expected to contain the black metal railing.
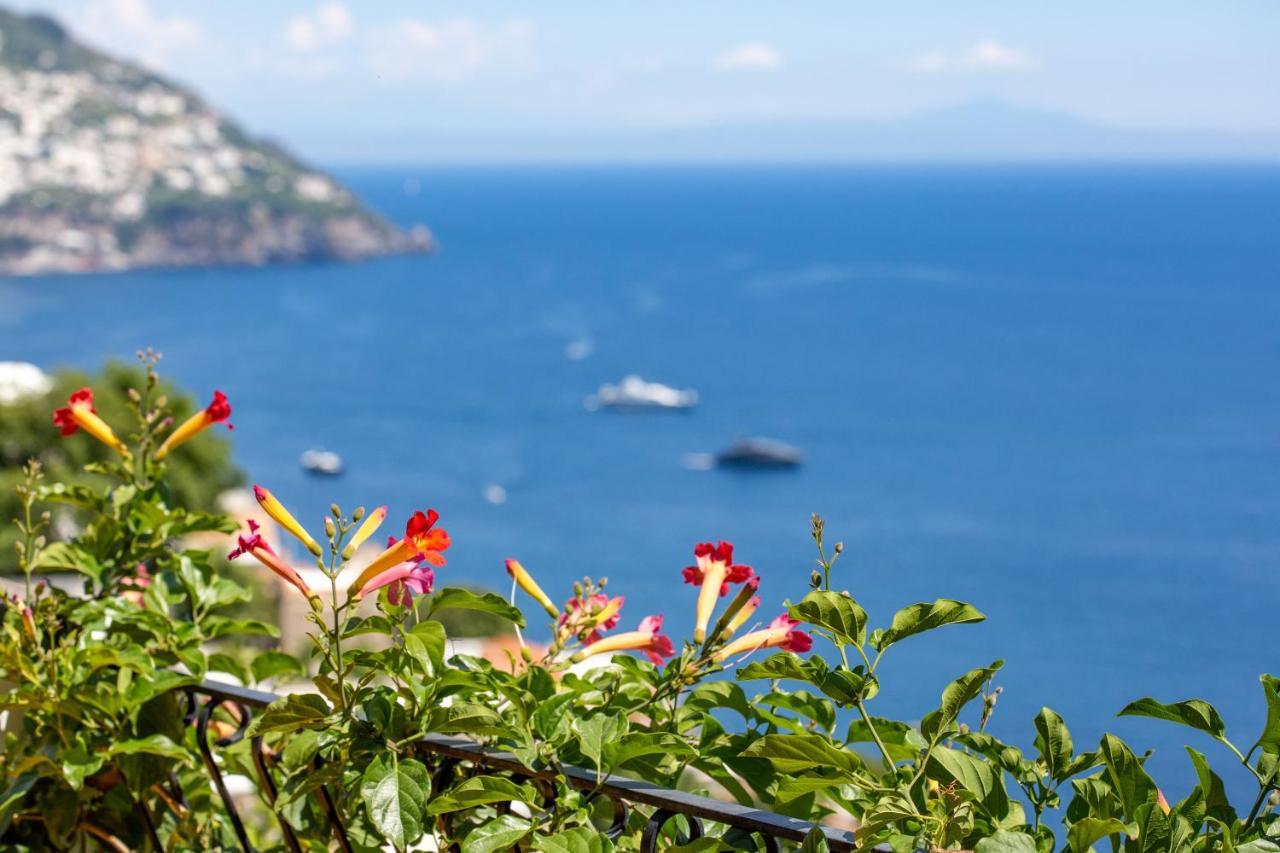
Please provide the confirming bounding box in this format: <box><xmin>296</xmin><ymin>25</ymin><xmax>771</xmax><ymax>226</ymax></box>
<box><xmin>172</xmin><ymin>679</ymin><xmax>859</xmax><ymax>852</ymax></box>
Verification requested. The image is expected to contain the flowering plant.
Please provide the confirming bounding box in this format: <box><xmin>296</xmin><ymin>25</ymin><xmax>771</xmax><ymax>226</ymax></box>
<box><xmin>2</xmin><ymin>361</ymin><xmax>1278</xmax><ymax>853</ymax></box>
<box><xmin>0</xmin><ymin>354</ymin><xmax>268</xmax><ymax>850</ymax></box>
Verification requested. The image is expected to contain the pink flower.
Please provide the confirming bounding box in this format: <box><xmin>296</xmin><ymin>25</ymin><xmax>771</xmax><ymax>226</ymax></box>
<box><xmin>684</xmin><ymin>540</ymin><xmax>756</xmax><ymax>642</ymax></box>
<box><xmin>574</xmin><ymin>614</ymin><xmax>675</xmax><ymax>666</ymax></box>
<box><xmin>228</xmin><ymin>519</ymin><xmax>317</xmax><ymax>603</ymax></box>
<box><xmin>558</xmin><ymin>593</ymin><xmax>625</xmax><ymax>643</ymax></box>
<box><xmin>713</xmin><ymin>612</ymin><xmax>812</xmax><ymax>661</ymax></box>
<box><xmin>358</xmin><ymin>559</ymin><xmax>436</xmax><ymax>606</ymax></box>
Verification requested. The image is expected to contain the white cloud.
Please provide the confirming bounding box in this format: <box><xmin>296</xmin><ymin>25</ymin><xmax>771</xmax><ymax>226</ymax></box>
<box><xmin>909</xmin><ymin>39</ymin><xmax>1035</xmax><ymax>74</ymax></box>
<box><xmin>714</xmin><ymin>42</ymin><xmax>782</xmax><ymax>72</ymax></box>
<box><xmin>365</xmin><ymin>17</ymin><xmax>535</xmax><ymax>81</ymax></box>
<box><xmin>80</xmin><ymin>0</ymin><xmax>205</xmax><ymax>68</ymax></box>
<box><xmin>964</xmin><ymin>39</ymin><xmax>1033</xmax><ymax>70</ymax></box>
<box><xmin>284</xmin><ymin>2</ymin><xmax>354</xmax><ymax>53</ymax></box>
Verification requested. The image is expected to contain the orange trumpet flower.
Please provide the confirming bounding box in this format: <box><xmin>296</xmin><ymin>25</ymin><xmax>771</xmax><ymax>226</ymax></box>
<box><xmin>342</xmin><ymin>506</ymin><xmax>387</xmax><ymax>559</ymax></box>
<box><xmin>228</xmin><ymin>520</ymin><xmax>318</xmax><ymax>605</ymax></box>
<box><xmin>573</xmin><ymin>615</ymin><xmax>674</xmax><ymax>666</ymax></box>
<box><xmin>349</xmin><ymin>510</ymin><xmax>449</xmax><ymax>597</ymax></box>
<box><xmin>505</xmin><ymin>558</ymin><xmax>559</xmax><ymax>618</ymax></box>
<box><xmin>253</xmin><ymin>485</ymin><xmax>322</xmax><ymax>556</ymax></box>
<box><xmin>154</xmin><ymin>391</ymin><xmax>231</xmax><ymax>460</ymax></box>
<box><xmin>52</xmin><ymin>388</ymin><xmax>128</xmax><ymax>455</ymax></box>
<box><xmin>712</xmin><ymin>613</ymin><xmax>812</xmax><ymax>662</ymax></box>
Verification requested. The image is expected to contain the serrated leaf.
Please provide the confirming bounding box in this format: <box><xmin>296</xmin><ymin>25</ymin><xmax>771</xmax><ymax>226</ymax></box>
<box><xmin>405</xmin><ymin>619</ymin><xmax>446</xmax><ymax>677</ymax></box>
<box><xmin>920</xmin><ymin>660</ymin><xmax>1003</xmax><ymax>742</ymax></box>
<box><xmin>1119</xmin><ymin>697</ymin><xmax>1226</xmax><ymax>740</ymax></box>
<box><xmin>741</xmin><ymin>733</ymin><xmax>865</xmax><ymax>776</ymax></box>
<box><xmin>359</xmin><ymin>755</ymin><xmax>430</xmax><ymax>849</ymax></box>
<box><xmin>426</xmin><ymin>775</ymin><xmax>534</xmax><ymax>815</ymax></box>
<box><xmin>1257</xmin><ymin>674</ymin><xmax>1280</xmax><ymax>754</ymax></box>
<box><xmin>530</xmin><ymin>826</ymin><xmax>617</xmax><ymax>852</ymax></box>
<box><xmin>1098</xmin><ymin>733</ymin><xmax>1157</xmax><ymax>817</ymax></box>
<box><xmin>1034</xmin><ymin>707</ymin><xmax>1073</xmax><ymax>782</ymax></box>
<box><xmin>578</xmin><ymin>712</ymin><xmax>627</xmax><ymax>774</ymax></box>
<box><xmin>108</xmin><ymin>734</ymin><xmax>189</xmax><ymax>761</ymax></box>
<box><xmin>429</xmin><ymin>703</ymin><xmax>507</xmax><ymax>737</ymax></box>
<box><xmin>874</xmin><ymin>599</ymin><xmax>985</xmax><ymax>650</ymax></box>
<box><xmin>846</xmin><ymin>716</ymin><xmax>926</xmax><ymax>763</ymax></box>
<box><xmin>246</xmin><ymin>693</ymin><xmax>330</xmax><ymax>737</ymax></box>
<box><xmin>1066</xmin><ymin>817</ymin><xmax>1135</xmax><ymax>853</ymax></box>
<box><xmin>736</xmin><ymin>653</ymin><xmax>816</xmax><ymax>683</ymax></box>
<box><xmin>789</xmin><ymin>590</ymin><xmax>868</xmax><ymax>647</ymax></box>
<box><xmin>928</xmin><ymin>745</ymin><xmax>1010</xmax><ymax>819</ymax></box>
<box><xmin>604</xmin><ymin>732</ymin><xmax>695</xmax><ymax>769</ymax></box>
<box><xmin>251</xmin><ymin>651</ymin><xmax>303</xmax><ymax>684</ymax></box>
<box><xmin>800</xmin><ymin>828</ymin><xmax>830</xmax><ymax>852</ymax></box>
<box><xmin>427</xmin><ymin>587</ymin><xmax>526</xmax><ymax>629</ymax></box>
<box><xmin>461</xmin><ymin>814</ymin><xmax>532</xmax><ymax>853</ymax></box>
<box><xmin>975</xmin><ymin>830</ymin><xmax>1038</xmax><ymax>853</ymax></box>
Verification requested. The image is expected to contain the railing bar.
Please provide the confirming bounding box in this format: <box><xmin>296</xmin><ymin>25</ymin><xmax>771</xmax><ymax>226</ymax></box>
<box><xmin>193</xmin><ymin>680</ymin><xmax>859</xmax><ymax>851</ymax></box>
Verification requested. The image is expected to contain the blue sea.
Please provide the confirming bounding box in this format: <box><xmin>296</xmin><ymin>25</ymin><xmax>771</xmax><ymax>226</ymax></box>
<box><xmin>4</xmin><ymin>164</ymin><xmax>1279</xmax><ymax>803</ymax></box>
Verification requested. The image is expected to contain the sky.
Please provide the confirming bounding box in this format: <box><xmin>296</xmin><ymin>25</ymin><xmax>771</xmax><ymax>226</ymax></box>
<box><xmin>11</xmin><ymin>0</ymin><xmax>1280</xmax><ymax>162</ymax></box>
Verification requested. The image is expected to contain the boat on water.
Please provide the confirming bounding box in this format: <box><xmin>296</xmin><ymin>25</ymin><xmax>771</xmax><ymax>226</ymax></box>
<box><xmin>585</xmin><ymin>375</ymin><xmax>698</xmax><ymax>411</ymax></box>
<box><xmin>300</xmin><ymin>449</ymin><xmax>344</xmax><ymax>476</ymax></box>
<box><xmin>714</xmin><ymin>436</ymin><xmax>803</xmax><ymax>469</ymax></box>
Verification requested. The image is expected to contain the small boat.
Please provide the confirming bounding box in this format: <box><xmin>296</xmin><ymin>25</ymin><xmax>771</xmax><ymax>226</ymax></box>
<box><xmin>714</xmin><ymin>437</ymin><xmax>803</xmax><ymax>469</ymax></box>
<box><xmin>300</xmin><ymin>449</ymin><xmax>344</xmax><ymax>476</ymax></box>
<box><xmin>585</xmin><ymin>375</ymin><xmax>698</xmax><ymax>411</ymax></box>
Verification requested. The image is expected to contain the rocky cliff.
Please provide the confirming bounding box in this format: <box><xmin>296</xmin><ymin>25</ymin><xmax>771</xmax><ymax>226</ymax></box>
<box><xmin>0</xmin><ymin>8</ymin><xmax>430</xmax><ymax>275</ymax></box>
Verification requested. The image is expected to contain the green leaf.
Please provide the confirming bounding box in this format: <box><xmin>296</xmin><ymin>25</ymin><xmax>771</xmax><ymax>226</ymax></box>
<box><xmin>605</xmin><ymin>732</ymin><xmax>695</xmax><ymax>769</ymax></box>
<box><xmin>1185</xmin><ymin>747</ymin><xmax>1236</xmax><ymax>825</ymax></box>
<box><xmin>800</xmin><ymin>827</ymin><xmax>831</xmax><ymax>852</ymax></box>
<box><xmin>359</xmin><ymin>755</ymin><xmax>430</xmax><ymax>849</ymax></box>
<box><xmin>1236</xmin><ymin>842</ymin><xmax>1280</xmax><ymax>853</ymax></box>
<box><xmin>578</xmin><ymin>712</ymin><xmax>627</xmax><ymax>773</ymax></box>
<box><xmin>687</xmin><ymin>682</ymin><xmax>754</xmax><ymax>720</ymax></box>
<box><xmin>736</xmin><ymin>653</ymin><xmax>816</xmax><ymax>683</ymax></box>
<box><xmin>246</xmin><ymin>693</ymin><xmax>331</xmax><ymax>737</ymax></box>
<box><xmin>429</xmin><ymin>703</ymin><xmax>507</xmax><ymax>737</ymax></box>
<box><xmin>816</xmin><ymin>666</ymin><xmax>875</xmax><ymax>706</ymax></box>
<box><xmin>1066</xmin><ymin>817</ymin><xmax>1135</xmax><ymax>853</ymax></box>
<box><xmin>928</xmin><ymin>746</ymin><xmax>1009</xmax><ymax>819</ymax></box>
<box><xmin>109</xmin><ymin>734</ymin><xmax>189</xmax><ymax>761</ymax></box>
<box><xmin>920</xmin><ymin>660</ymin><xmax>1003</xmax><ymax>742</ymax></box>
<box><xmin>1098</xmin><ymin>733</ymin><xmax>1157</xmax><ymax>817</ymax></box>
<box><xmin>427</xmin><ymin>587</ymin><xmax>526</xmax><ymax>629</ymax></box>
<box><xmin>207</xmin><ymin>652</ymin><xmax>250</xmax><ymax>685</ymax></box>
<box><xmin>789</xmin><ymin>590</ymin><xmax>868</xmax><ymax>646</ymax></box>
<box><xmin>1034</xmin><ymin>707</ymin><xmax>1073</xmax><ymax>782</ymax></box>
<box><xmin>461</xmin><ymin>814</ymin><xmax>532</xmax><ymax>853</ymax></box>
<box><xmin>873</xmin><ymin>599</ymin><xmax>985</xmax><ymax>651</ymax></box>
<box><xmin>846</xmin><ymin>716</ymin><xmax>926</xmax><ymax>763</ymax></box>
<box><xmin>531</xmin><ymin>827</ymin><xmax>617</xmax><ymax>852</ymax></box>
<box><xmin>61</xmin><ymin>744</ymin><xmax>104</xmax><ymax>791</ymax></box>
<box><xmin>975</xmin><ymin>830</ymin><xmax>1038</xmax><ymax>853</ymax></box>
<box><xmin>776</xmin><ymin>775</ymin><xmax>851</xmax><ymax>805</ymax></box>
<box><xmin>251</xmin><ymin>651</ymin><xmax>303</xmax><ymax>684</ymax></box>
<box><xmin>0</xmin><ymin>774</ymin><xmax>38</xmax><ymax>834</ymax></box>
<box><xmin>741</xmin><ymin>733</ymin><xmax>866</xmax><ymax>776</ymax></box>
<box><xmin>1119</xmin><ymin>697</ymin><xmax>1227</xmax><ymax>740</ymax></box>
<box><xmin>1257</xmin><ymin>674</ymin><xmax>1280</xmax><ymax>754</ymax></box>
<box><xmin>426</xmin><ymin>775</ymin><xmax>534</xmax><ymax>815</ymax></box>
<box><xmin>854</xmin><ymin>794</ymin><xmax>919</xmax><ymax>842</ymax></box>
<box><xmin>405</xmin><ymin>619</ymin><xmax>447</xmax><ymax>677</ymax></box>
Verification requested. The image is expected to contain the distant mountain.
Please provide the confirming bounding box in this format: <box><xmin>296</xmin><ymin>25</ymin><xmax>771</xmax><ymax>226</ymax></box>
<box><xmin>0</xmin><ymin>8</ymin><xmax>429</xmax><ymax>276</ymax></box>
<box><xmin>348</xmin><ymin>98</ymin><xmax>1279</xmax><ymax>164</ymax></box>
